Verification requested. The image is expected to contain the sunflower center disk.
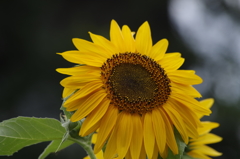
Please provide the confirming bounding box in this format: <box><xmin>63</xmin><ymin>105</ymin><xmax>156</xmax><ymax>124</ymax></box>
<box><xmin>101</xmin><ymin>53</ymin><xmax>171</xmax><ymax>115</ymax></box>
<box><xmin>110</xmin><ymin>63</ymin><xmax>156</xmax><ymax>102</ymax></box>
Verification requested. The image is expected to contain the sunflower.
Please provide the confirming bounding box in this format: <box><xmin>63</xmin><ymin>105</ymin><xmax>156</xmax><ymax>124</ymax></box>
<box><xmin>184</xmin><ymin>99</ymin><xmax>222</xmax><ymax>159</ymax></box>
<box><xmin>57</xmin><ymin>20</ymin><xmax>211</xmax><ymax>159</ymax></box>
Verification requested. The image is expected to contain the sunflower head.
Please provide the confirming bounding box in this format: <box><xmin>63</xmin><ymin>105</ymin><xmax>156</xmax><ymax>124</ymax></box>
<box><xmin>57</xmin><ymin>20</ymin><xmax>211</xmax><ymax>159</ymax></box>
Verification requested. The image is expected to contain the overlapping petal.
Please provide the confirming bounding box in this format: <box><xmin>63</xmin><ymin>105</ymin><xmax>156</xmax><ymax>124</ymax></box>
<box><xmin>89</xmin><ymin>32</ymin><xmax>118</xmax><ymax>56</ymax></box>
<box><xmin>94</xmin><ymin>105</ymin><xmax>118</xmax><ymax>153</ymax></box>
<box><xmin>80</xmin><ymin>99</ymin><xmax>110</xmax><ymax>136</ymax></box>
<box><xmin>168</xmin><ymin>70</ymin><xmax>203</xmax><ymax>85</ymax></box>
<box><xmin>185</xmin><ymin>99</ymin><xmax>222</xmax><ymax>159</ymax></box>
<box><xmin>70</xmin><ymin>90</ymin><xmax>107</xmax><ymax>122</ymax></box>
<box><xmin>59</xmin><ymin>51</ymin><xmax>105</xmax><ymax>67</ymax></box>
<box><xmin>72</xmin><ymin>38</ymin><xmax>111</xmax><ymax>59</ymax></box>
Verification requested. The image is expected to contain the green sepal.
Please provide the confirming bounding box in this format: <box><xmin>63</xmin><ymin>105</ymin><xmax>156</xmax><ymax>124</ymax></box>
<box><xmin>61</xmin><ymin>118</ymin><xmax>80</xmax><ymax>132</ymax></box>
<box><xmin>60</xmin><ymin>106</ymin><xmax>72</xmax><ymax>120</ymax></box>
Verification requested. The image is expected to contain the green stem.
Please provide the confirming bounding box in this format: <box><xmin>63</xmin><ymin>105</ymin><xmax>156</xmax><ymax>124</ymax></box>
<box><xmin>69</xmin><ymin>137</ymin><xmax>96</xmax><ymax>159</ymax></box>
<box><xmin>82</xmin><ymin>143</ymin><xmax>96</xmax><ymax>159</ymax></box>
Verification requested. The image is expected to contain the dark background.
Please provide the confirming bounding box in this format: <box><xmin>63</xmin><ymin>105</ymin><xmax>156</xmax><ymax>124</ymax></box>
<box><xmin>1</xmin><ymin>0</ymin><xmax>240</xmax><ymax>158</ymax></box>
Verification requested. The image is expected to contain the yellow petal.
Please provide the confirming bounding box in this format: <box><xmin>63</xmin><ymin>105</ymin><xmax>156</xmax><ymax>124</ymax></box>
<box><xmin>197</xmin><ymin>122</ymin><xmax>219</xmax><ymax>135</ymax></box>
<box><xmin>104</xmin><ymin>127</ymin><xmax>118</xmax><ymax>159</ymax></box>
<box><xmin>91</xmin><ymin>133</ymin><xmax>97</xmax><ymax>144</ymax></box>
<box><xmin>161</xmin><ymin>146</ymin><xmax>169</xmax><ymax>159</ymax></box>
<box><xmin>159</xmin><ymin>56</ymin><xmax>185</xmax><ymax>73</ymax></box>
<box><xmin>79</xmin><ymin>119</ymin><xmax>101</xmax><ymax>137</ymax></box>
<box><xmin>168</xmin><ymin>70</ymin><xmax>203</xmax><ymax>85</ymax></box>
<box><xmin>198</xmin><ymin>98</ymin><xmax>214</xmax><ymax>118</ymax></box>
<box><xmin>62</xmin><ymin>87</ymin><xmax>75</xmax><ymax>98</ymax></box>
<box><xmin>159</xmin><ymin>108</ymin><xmax>178</xmax><ymax>155</ymax></box>
<box><xmin>70</xmin><ymin>90</ymin><xmax>107</xmax><ymax>122</ymax></box>
<box><xmin>72</xmin><ymin>38</ymin><xmax>110</xmax><ymax>59</ymax></box>
<box><xmin>125</xmin><ymin>150</ymin><xmax>132</xmax><ymax>159</ymax></box>
<box><xmin>152</xmin><ymin>143</ymin><xmax>159</xmax><ymax>159</ymax></box>
<box><xmin>80</xmin><ymin>99</ymin><xmax>110</xmax><ymax>136</ymax></box>
<box><xmin>89</xmin><ymin>32</ymin><xmax>118</xmax><ymax>56</ymax></box>
<box><xmin>143</xmin><ymin>112</ymin><xmax>155</xmax><ymax>159</ymax></box>
<box><xmin>110</xmin><ymin>20</ymin><xmax>125</xmax><ymax>52</ymax></box>
<box><xmin>122</xmin><ymin>25</ymin><xmax>136</xmax><ymax>53</ymax></box>
<box><xmin>149</xmin><ymin>39</ymin><xmax>168</xmax><ymax>61</ymax></box>
<box><xmin>136</xmin><ymin>21</ymin><xmax>152</xmax><ymax>56</ymax></box>
<box><xmin>116</xmin><ymin>112</ymin><xmax>133</xmax><ymax>159</ymax></box>
<box><xmin>56</xmin><ymin>65</ymin><xmax>99</xmax><ymax>76</ymax></box>
<box><xmin>64</xmin><ymin>95</ymin><xmax>89</xmax><ymax>111</ymax></box>
<box><xmin>139</xmin><ymin>141</ymin><xmax>146</xmax><ymax>159</ymax></box>
<box><xmin>130</xmin><ymin>114</ymin><xmax>143</xmax><ymax>159</ymax></box>
<box><xmin>94</xmin><ymin>105</ymin><xmax>119</xmax><ymax>153</ymax></box>
<box><xmin>163</xmin><ymin>104</ymin><xmax>189</xmax><ymax>144</ymax></box>
<box><xmin>171</xmin><ymin>82</ymin><xmax>202</xmax><ymax>98</ymax></box>
<box><xmin>171</xmin><ymin>92</ymin><xmax>211</xmax><ymax>116</ymax></box>
<box><xmin>161</xmin><ymin>52</ymin><xmax>181</xmax><ymax>59</ymax></box>
<box><xmin>95</xmin><ymin>150</ymin><xmax>104</xmax><ymax>159</ymax></box>
<box><xmin>171</xmin><ymin>97</ymin><xmax>202</xmax><ymax>128</ymax></box>
<box><xmin>200</xmin><ymin>98</ymin><xmax>214</xmax><ymax>109</ymax></box>
<box><xmin>64</xmin><ymin>81</ymin><xmax>103</xmax><ymax>106</ymax></box>
<box><xmin>59</xmin><ymin>51</ymin><xmax>104</xmax><ymax>67</ymax></box>
<box><xmin>83</xmin><ymin>156</ymin><xmax>89</xmax><ymax>159</ymax></box>
<box><xmin>60</xmin><ymin>74</ymin><xmax>100</xmax><ymax>88</ymax></box>
<box><xmin>192</xmin><ymin>133</ymin><xmax>223</xmax><ymax>145</ymax></box>
<box><xmin>187</xmin><ymin>151</ymin><xmax>211</xmax><ymax>159</ymax></box>
<box><xmin>58</xmin><ymin>51</ymin><xmax>84</xmax><ymax>64</ymax></box>
<box><xmin>168</xmin><ymin>99</ymin><xmax>199</xmax><ymax>139</ymax></box>
<box><xmin>152</xmin><ymin>108</ymin><xmax>166</xmax><ymax>154</ymax></box>
<box><xmin>196</xmin><ymin>145</ymin><xmax>222</xmax><ymax>157</ymax></box>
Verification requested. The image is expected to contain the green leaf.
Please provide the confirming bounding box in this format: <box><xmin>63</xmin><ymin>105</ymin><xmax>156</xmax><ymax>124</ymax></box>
<box><xmin>166</xmin><ymin>129</ymin><xmax>186</xmax><ymax>159</ymax></box>
<box><xmin>0</xmin><ymin>117</ymin><xmax>66</xmax><ymax>156</ymax></box>
<box><xmin>38</xmin><ymin>140</ymin><xmax>74</xmax><ymax>159</ymax></box>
